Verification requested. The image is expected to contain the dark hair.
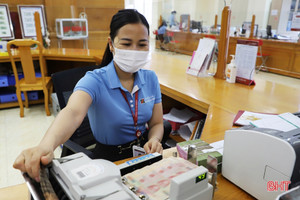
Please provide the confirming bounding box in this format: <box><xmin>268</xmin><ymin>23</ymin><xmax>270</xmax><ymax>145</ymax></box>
<box><xmin>100</xmin><ymin>9</ymin><xmax>150</xmax><ymax>67</ymax></box>
<box><xmin>158</xmin><ymin>20</ymin><xmax>167</xmax><ymax>29</ymax></box>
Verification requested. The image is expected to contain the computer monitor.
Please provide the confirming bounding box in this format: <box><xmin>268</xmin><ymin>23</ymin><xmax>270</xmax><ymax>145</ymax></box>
<box><xmin>266</xmin><ymin>25</ymin><xmax>272</xmax><ymax>38</ymax></box>
<box><xmin>197</xmin><ymin>21</ymin><xmax>203</xmax><ymax>33</ymax></box>
<box><xmin>242</xmin><ymin>21</ymin><xmax>258</xmax><ymax>36</ymax></box>
<box><xmin>190</xmin><ymin>20</ymin><xmax>202</xmax><ymax>33</ymax></box>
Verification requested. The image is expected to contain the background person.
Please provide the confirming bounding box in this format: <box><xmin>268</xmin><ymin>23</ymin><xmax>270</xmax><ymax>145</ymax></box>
<box><xmin>169</xmin><ymin>10</ymin><xmax>178</xmax><ymax>28</ymax></box>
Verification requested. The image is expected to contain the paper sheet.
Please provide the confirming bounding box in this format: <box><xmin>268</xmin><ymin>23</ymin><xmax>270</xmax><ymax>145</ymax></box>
<box><xmin>177</xmin><ymin>121</ymin><xmax>197</xmax><ymax>141</ymax></box>
<box><xmin>186</xmin><ymin>38</ymin><xmax>216</xmax><ymax>77</ymax></box>
<box><xmin>202</xmin><ymin>140</ymin><xmax>224</xmax><ymax>155</ymax></box>
<box><xmin>250</xmin><ymin>112</ymin><xmax>300</xmax><ymax>132</ymax></box>
<box><xmin>210</xmin><ymin>140</ymin><xmax>224</xmax><ymax>150</ymax></box>
<box><xmin>163</xmin><ymin>108</ymin><xmax>196</xmax><ymax>123</ymax></box>
<box><xmin>235</xmin><ymin>43</ymin><xmax>258</xmax><ymax>80</ymax></box>
<box><xmin>235</xmin><ymin>111</ymin><xmax>276</xmax><ymax>126</ymax></box>
<box><xmin>187</xmin><ymin>51</ymin><xmax>207</xmax><ymax>76</ymax></box>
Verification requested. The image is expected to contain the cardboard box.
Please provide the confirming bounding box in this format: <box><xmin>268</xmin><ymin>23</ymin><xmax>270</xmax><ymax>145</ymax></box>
<box><xmin>176</xmin><ymin>139</ymin><xmax>223</xmax><ymax>173</ymax></box>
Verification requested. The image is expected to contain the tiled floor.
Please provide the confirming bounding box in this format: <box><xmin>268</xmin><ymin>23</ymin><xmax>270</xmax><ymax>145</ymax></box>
<box><xmin>1</xmin><ymin>47</ymin><xmax>300</xmax><ymax>190</ymax></box>
<box><xmin>0</xmin><ymin>105</ymin><xmax>61</xmax><ymax>189</ymax></box>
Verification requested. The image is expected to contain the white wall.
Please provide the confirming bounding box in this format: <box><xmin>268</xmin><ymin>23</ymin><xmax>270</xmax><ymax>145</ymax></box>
<box><xmin>245</xmin><ymin>0</ymin><xmax>272</xmax><ymax>29</ymax></box>
<box><xmin>131</xmin><ymin>0</ymin><xmax>297</xmax><ymax>39</ymax></box>
<box><xmin>150</xmin><ymin>0</ymin><xmax>272</xmax><ymax>29</ymax></box>
<box><xmin>230</xmin><ymin>0</ymin><xmax>249</xmax><ymax>28</ymax></box>
<box><xmin>194</xmin><ymin>0</ymin><xmax>220</xmax><ymax>26</ymax></box>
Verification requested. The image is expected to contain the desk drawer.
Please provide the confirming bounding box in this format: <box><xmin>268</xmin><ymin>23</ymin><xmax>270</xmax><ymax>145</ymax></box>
<box><xmin>0</xmin><ymin>75</ymin><xmax>8</xmax><ymax>87</ymax></box>
<box><xmin>0</xmin><ymin>93</ymin><xmax>17</xmax><ymax>103</ymax></box>
<box><xmin>0</xmin><ymin>91</ymin><xmax>39</xmax><ymax>103</ymax></box>
<box><xmin>7</xmin><ymin>73</ymin><xmax>24</xmax><ymax>86</ymax></box>
<box><xmin>7</xmin><ymin>72</ymin><xmax>42</xmax><ymax>86</ymax></box>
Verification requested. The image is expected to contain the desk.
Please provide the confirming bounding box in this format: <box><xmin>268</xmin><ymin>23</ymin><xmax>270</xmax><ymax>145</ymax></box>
<box><xmin>148</xmin><ymin>52</ymin><xmax>300</xmax><ymax>143</ymax></box>
<box><xmin>0</xmin><ymin>148</ymin><xmax>254</xmax><ymax>200</ymax></box>
<box><xmin>0</xmin><ymin>183</ymin><xmax>30</xmax><ymax>200</ymax></box>
<box><xmin>0</xmin><ymin>48</ymin><xmax>104</xmax><ymax>63</ymax></box>
<box><xmin>1</xmin><ymin>50</ymin><xmax>300</xmax><ymax>199</ymax></box>
<box><xmin>164</xmin><ymin>31</ymin><xmax>300</xmax><ymax>78</ymax></box>
<box><xmin>147</xmin><ymin>52</ymin><xmax>300</xmax><ymax>199</ymax></box>
<box><xmin>0</xmin><ymin>48</ymin><xmax>104</xmax><ymax>109</ymax></box>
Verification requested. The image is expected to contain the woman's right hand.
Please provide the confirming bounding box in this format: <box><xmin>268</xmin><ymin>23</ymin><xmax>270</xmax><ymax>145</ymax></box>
<box><xmin>13</xmin><ymin>145</ymin><xmax>54</xmax><ymax>182</ymax></box>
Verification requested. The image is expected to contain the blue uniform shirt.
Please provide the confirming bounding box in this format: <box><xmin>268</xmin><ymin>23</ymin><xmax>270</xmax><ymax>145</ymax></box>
<box><xmin>158</xmin><ymin>25</ymin><xmax>167</xmax><ymax>35</ymax></box>
<box><xmin>74</xmin><ymin>60</ymin><xmax>162</xmax><ymax>145</ymax></box>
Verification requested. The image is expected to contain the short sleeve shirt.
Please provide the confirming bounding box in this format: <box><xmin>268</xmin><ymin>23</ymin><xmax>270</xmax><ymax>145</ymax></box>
<box><xmin>74</xmin><ymin>60</ymin><xmax>162</xmax><ymax>145</ymax></box>
<box><xmin>158</xmin><ymin>25</ymin><xmax>167</xmax><ymax>35</ymax></box>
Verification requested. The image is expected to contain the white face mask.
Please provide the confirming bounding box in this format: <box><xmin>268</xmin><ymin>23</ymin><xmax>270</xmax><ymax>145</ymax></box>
<box><xmin>112</xmin><ymin>46</ymin><xmax>150</xmax><ymax>73</ymax></box>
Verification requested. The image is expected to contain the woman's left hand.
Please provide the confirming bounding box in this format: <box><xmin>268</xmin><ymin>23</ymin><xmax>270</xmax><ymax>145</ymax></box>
<box><xmin>143</xmin><ymin>137</ymin><xmax>163</xmax><ymax>154</ymax></box>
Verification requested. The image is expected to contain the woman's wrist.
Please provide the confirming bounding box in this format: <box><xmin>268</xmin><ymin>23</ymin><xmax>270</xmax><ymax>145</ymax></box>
<box><xmin>150</xmin><ymin>136</ymin><xmax>161</xmax><ymax>143</ymax></box>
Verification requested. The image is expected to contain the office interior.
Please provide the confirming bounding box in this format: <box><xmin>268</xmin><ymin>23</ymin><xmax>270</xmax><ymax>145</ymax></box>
<box><xmin>1</xmin><ymin>0</ymin><xmax>300</xmax><ymax>199</ymax></box>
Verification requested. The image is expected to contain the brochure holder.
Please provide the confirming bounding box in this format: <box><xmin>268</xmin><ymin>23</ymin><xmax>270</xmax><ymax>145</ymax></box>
<box><xmin>235</xmin><ymin>40</ymin><xmax>258</xmax><ymax>85</ymax></box>
<box><xmin>186</xmin><ymin>38</ymin><xmax>216</xmax><ymax>77</ymax></box>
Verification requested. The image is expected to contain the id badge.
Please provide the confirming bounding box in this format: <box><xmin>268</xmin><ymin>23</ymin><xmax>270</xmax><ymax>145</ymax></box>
<box><xmin>132</xmin><ymin>145</ymin><xmax>146</xmax><ymax>157</ymax></box>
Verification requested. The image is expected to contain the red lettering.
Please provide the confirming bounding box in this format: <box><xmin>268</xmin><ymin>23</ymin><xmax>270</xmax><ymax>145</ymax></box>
<box><xmin>267</xmin><ymin>181</ymin><xmax>291</xmax><ymax>191</ymax></box>
<box><xmin>267</xmin><ymin>181</ymin><xmax>276</xmax><ymax>191</ymax></box>
<box><xmin>282</xmin><ymin>181</ymin><xmax>291</xmax><ymax>191</ymax></box>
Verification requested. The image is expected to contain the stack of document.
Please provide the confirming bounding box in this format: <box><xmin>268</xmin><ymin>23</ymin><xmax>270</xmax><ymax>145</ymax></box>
<box><xmin>163</xmin><ymin>108</ymin><xmax>199</xmax><ymax>140</ymax></box>
<box><xmin>250</xmin><ymin>112</ymin><xmax>300</xmax><ymax>132</ymax></box>
<box><xmin>234</xmin><ymin>111</ymin><xmax>300</xmax><ymax>132</ymax></box>
<box><xmin>163</xmin><ymin>108</ymin><xmax>197</xmax><ymax>124</ymax></box>
<box><xmin>186</xmin><ymin>38</ymin><xmax>216</xmax><ymax>77</ymax></box>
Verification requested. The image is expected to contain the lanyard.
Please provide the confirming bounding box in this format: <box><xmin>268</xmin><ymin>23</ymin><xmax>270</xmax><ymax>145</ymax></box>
<box><xmin>120</xmin><ymin>89</ymin><xmax>142</xmax><ymax>140</ymax></box>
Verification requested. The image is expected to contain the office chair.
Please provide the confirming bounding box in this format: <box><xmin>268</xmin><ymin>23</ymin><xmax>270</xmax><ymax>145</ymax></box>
<box><xmin>256</xmin><ymin>39</ymin><xmax>270</xmax><ymax>72</ymax></box>
<box><xmin>266</xmin><ymin>25</ymin><xmax>272</xmax><ymax>39</ymax></box>
<box><xmin>7</xmin><ymin>39</ymin><xmax>53</xmax><ymax>117</ymax></box>
<box><xmin>52</xmin><ymin>65</ymin><xmax>172</xmax><ymax>159</ymax></box>
<box><xmin>52</xmin><ymin>65</ymin><xmax>99</xmax><ymax>158</ymax></box>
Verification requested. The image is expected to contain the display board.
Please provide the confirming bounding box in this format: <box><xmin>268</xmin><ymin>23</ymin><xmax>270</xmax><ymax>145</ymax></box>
<box><xmin>17</xmin><ymin>5</ymin><xmax>47</xmax><ymax>38</ymax></box>
<box><xmin>0</xmin><ymin>4</ymin><xmax>14</xmax><ymax>40</ymax></box>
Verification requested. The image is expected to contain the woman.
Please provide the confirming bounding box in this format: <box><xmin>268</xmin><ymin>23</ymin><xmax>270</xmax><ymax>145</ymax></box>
<box><xmin>157</xmin><ymin>20</ymin><xmax>167</xmax><ymax>43</ymax></box>
<box><xmin>13</xmin><ymin>9</ymin><xmax>164</xmax><ymax>182</ymax></box>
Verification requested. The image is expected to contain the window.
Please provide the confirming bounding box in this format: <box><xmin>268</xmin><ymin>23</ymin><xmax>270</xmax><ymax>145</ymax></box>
<box><xmin>287</xmin><ymin>0</ymin><xmax>300</xmax><ymax>31</ymax></box>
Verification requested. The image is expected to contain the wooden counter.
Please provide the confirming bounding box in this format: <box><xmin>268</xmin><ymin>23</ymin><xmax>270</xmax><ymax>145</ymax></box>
<box><xmin>148</xmin><ymin>52</ymin><xmax>300</xmax><ymax>143</ymax></box>
<box><xmin>43</xmin><ymin>48</ymin><xmax>105</xmax><ymax>62</ymax></box>
<box><xmin>0</xmin><ymin>48</ymin><xmax>104</xmax><ymax>63</ymax></box>
<box><xmin>1</xmin><ymin>50</ymin><xmax>300</xmax><ymax>199</ymax></box>
<box><xmin>148</xmin><ymin>52</ymin><xmax>300</xmax><ymax>199</ymax></box>
<box><xmin>165</xmin><ymin>31</ymin><xmax>300</xmax><ymax>78</ymax></box>
<box><xmin>1</xmin><ymin>148</ymin><xmax>254</xmax><ymax>200</ymax></box>
<box><xmin>0</xmin><ymin>183</ymin><xmax>30</xmax><ymax>200</ymax></box>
